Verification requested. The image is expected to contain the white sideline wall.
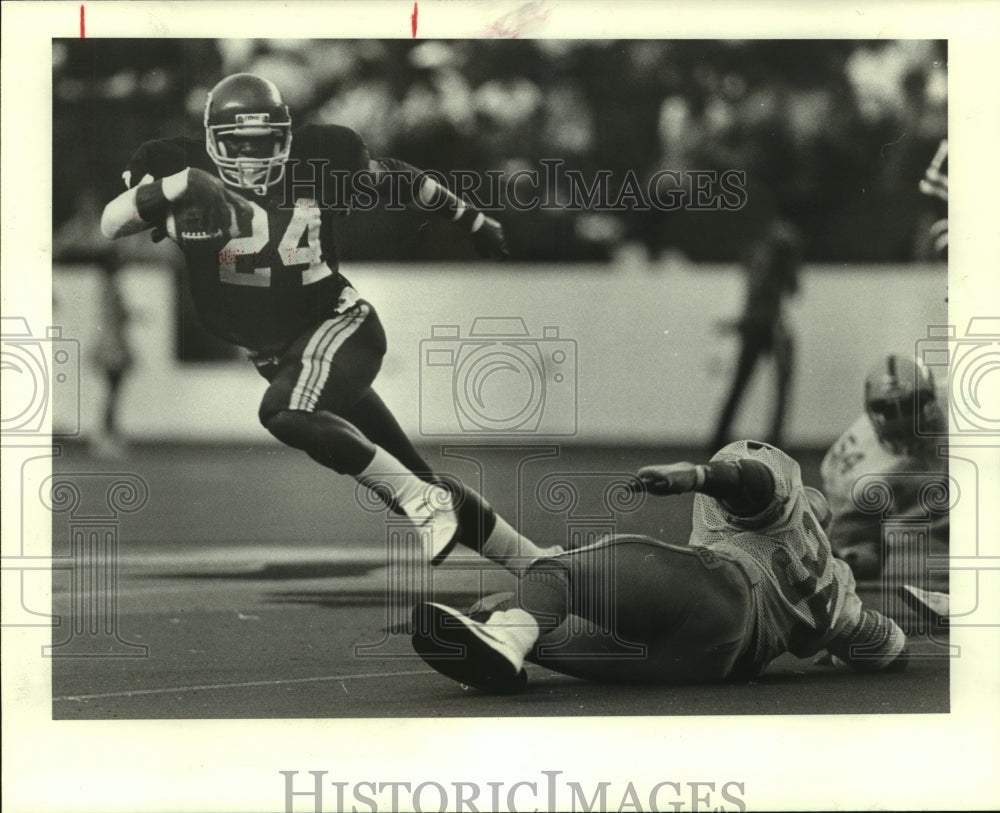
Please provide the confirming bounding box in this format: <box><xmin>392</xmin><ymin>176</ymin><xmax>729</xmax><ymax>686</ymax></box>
<box><xmin>51</xmin><ymin>259</ymin><xmax>947</xmax><ymax>447</ymax></box>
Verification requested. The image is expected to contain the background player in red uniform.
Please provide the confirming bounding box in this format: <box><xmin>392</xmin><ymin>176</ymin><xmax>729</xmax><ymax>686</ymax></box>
<box><xmin>101</xmin><ymin>73</ymin><xmax>554</xmax><ymax>572</ymax></box>
<box><xmin>412</xmin><ymin>440</ymin><xmax>908</xmax><ymax>693</ymax></box>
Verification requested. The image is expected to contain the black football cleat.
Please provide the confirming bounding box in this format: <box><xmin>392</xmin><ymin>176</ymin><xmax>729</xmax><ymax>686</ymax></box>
<box><xmin>411</xmin><ymin>602</ymin><xmax>527</xmax><ymax>694</ymax></box>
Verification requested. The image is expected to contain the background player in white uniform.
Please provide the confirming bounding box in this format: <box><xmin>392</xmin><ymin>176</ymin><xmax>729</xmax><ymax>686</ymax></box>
<box><xmin>821</xmin><ymin>355</ymin><xmax>949</xmax><ymax>598</ymax></box>
<box><xmin>412</xmin><ymin>440</ymin><xmax>907</xmax><ymax>694</ymax></box>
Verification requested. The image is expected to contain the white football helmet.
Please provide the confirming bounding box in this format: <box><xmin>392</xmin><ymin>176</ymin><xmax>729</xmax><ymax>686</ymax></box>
<box><xmin>864</xmin><ymin>354</ymin><xmax>942</xmax><ymax>454</ymax></box>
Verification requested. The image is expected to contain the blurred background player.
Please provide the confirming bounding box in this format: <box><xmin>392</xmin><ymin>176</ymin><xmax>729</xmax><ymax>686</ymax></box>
<box><xmin>896</xmin><ymin>137</ymin><xmax>950</xmax><ymax>624</ymax></box>
<box><xmin>87</xmin><ymin>265</ymin><xmax>135</xmax><ymax>459</ymax></box>
<box><xmin>820</xmin><ymin>354</ymin><xmax>948</xmax><ymax>597</ymax></box>
<box><xmin>710</xmin><ymin>219</ymin><xmax>803</xmax><ymax>451</ymax></box>
<box><xmin>100</xmin><ymin>72</ymin><xmax>555</xmax><ymax>573</ymax></box>
<box><xmin>412</xmin><ymin>440</ymin><xmax>908</xmax><ymax>694</ymax></box>
<box><xmin>918</xmin><ymin>138</ymin><xmax>948</xmax><ymax>259</ymax></box>
<box><xmin>53</xmin><ymin>190</ymin><xmax>135</xmax><ymax>459</ymax></box>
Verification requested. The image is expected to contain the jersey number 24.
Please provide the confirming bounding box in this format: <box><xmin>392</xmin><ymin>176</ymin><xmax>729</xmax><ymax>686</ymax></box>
<box><xmin>218</xmin><ymin>199</ymin><xmax>328</xmax><ymax>287</ymax></box>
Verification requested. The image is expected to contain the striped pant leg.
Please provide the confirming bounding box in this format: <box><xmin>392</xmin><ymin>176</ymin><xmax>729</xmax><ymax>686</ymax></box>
<box><xmin>258</xmin><ymin>301</ymin><xmax>387</xmax><ymax>422</ymax></box>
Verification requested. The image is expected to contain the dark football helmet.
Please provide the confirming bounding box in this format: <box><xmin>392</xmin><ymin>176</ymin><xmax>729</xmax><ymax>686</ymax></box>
<box><xmin>203</xmin><ymin>73</ymin><xmax>292</xmax><ymax>195</ymax></box>
<box><xmin>864</xmin><ymin>354</ymin><xmax>942</xmax><ymax>454</ymax></box>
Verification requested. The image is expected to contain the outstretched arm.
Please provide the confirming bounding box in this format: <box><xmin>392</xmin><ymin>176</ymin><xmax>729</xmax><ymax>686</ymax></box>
<box><xmin>817</xmin><ymin>560</ymin><xmax>908</xmax><ymax>672</ymax></box>
<box><xmin>102</xmin><ymin>167</ymin><xmax>251</xmax><ymax>243</ymax></box>
<box><xmin>101</xmin><ymin>169</ymin><xmax>191</xmax><ymax>240</ymax></box>
<box><xmin>369</xmin><ymin>157</ymin><xmax>509</xmax><ymax>260</ymax></box>
<box><xmin>635</xmin><ymin>458</ymin><xmax>776</xmax><ymax>519</ymax></box>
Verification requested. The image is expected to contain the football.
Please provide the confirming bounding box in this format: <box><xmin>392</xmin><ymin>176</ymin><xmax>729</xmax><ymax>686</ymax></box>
<box><xmin>167</xmin><ymin>206</ymin><xmax>226</xmax><ymax>244</ymax></box>
<box><xmin>166</xmin><ymin>168</ymin><xmax>249</xmax><ymax>245</ymax></box>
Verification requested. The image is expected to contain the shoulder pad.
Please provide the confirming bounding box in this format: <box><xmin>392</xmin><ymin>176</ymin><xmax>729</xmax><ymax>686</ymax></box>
<box><xmin>292</xmin><ymin>124</ymin><xmax>370</xmax><ymax>172</ymax></box>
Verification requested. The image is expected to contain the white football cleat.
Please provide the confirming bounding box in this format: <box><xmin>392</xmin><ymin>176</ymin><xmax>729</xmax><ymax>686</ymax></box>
<box><xmin>898</xmin><ymin>584</ymin><xmax>949</xmax><ymax>628</ymax></box>
<box><xmin>411</xmin><ymin>602</ymin><xmax>527</xmax><ymax>694</ymax></box>
<box><xmin>400</xmin><ymin>489</ymin><xmax>460</xmax><ymax>566</ymax></box>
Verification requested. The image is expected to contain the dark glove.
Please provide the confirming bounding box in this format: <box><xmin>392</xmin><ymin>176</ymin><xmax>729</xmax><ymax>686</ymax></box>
<box><xmin>472</xmin><ymin>215</ymin><xmax>510</xmax><ymax>260</ymax></box>
<box><xmin>634</xmin><ymin>463</ymin><xmax>704</xmax><ymax>495</ymax></box>
<box><xmin>176</xmin><ymin>168</ymin><xmax>252</xmax><ymax>241</ymax></box>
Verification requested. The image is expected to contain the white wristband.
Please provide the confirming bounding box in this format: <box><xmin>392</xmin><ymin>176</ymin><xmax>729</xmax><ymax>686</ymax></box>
<box><xmin>162</xmin><ymin>168</ymin><xmax>190</xmax><ymax>202</ymax></box>
<box><xmin>470</xmin><ymin>213</ymin><xmax>486</xmax><ymax>233</ymax></box>
<box><xmin>694</xmin><ymin>465</ymin><xmax>707</xmax><ymax>489</ymax></box>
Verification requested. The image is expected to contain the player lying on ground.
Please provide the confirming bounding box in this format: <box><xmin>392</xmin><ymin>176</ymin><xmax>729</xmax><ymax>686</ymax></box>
<box><xmin>820</xmin><ymin>354</ymin><xmax>949</xmax><ymax>600</ymax></box>
<box><xmin>101</xmin><ymin>73</ymin><xmax>554</xmax><ymax>572</ymax></box>
<box><xmin>412</xmin><ymin>440</ymin><xmax>909</xmax><ymax>693</ymax></box>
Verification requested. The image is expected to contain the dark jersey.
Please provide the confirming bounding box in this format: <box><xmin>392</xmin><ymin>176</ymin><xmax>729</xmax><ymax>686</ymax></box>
<box><xmin>124</xmin><ymin>125</ymin><xmax>370</xmax><ymax>350</ymax></box>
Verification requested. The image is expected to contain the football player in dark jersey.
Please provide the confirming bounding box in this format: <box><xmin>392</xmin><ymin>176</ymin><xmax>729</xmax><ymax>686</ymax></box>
<box><xmin>101</xmin><ymin>73</ymin><xmax>554</xmax><ymax>572</ymax></box>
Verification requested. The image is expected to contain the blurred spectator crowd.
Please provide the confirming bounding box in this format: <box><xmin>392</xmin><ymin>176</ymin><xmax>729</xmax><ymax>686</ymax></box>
<box><xmin>54</xmin><ymin>38</ymin><xmax>947</xmax><ymax>263</ymax></box>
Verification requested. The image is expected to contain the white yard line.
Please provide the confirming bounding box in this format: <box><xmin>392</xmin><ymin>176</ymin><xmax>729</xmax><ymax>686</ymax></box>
<box><xmin>53</xmin><ymin>668</ymin><xmax>437</xmax><ymax>702</ymax></box>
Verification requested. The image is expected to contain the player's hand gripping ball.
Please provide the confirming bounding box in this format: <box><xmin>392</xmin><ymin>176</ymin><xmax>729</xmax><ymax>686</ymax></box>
<box><xmin>168</xmin><ymin>168</ymin><xmax>253</xmax><ymax>245</ymax></box>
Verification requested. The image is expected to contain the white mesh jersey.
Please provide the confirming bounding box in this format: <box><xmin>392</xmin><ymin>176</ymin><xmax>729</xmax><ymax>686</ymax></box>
<box><xmin>822</xmin><ymin>415</ymin><xmax>906</xmax><ymax>522</ymax></box>
<box><xmin>819</xmin><ymin>414</ymin><xmax>949</xmax><ymax>592</ymax></box>
<box><xmin>690</xmin><ymin>440</ymin><xmax>905</xmax><ymax>674</ymax></box>
<box><xmin>821</xmin><ymin>413</ymin><xmax>948</xmax><ymax>529</ymax></box>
